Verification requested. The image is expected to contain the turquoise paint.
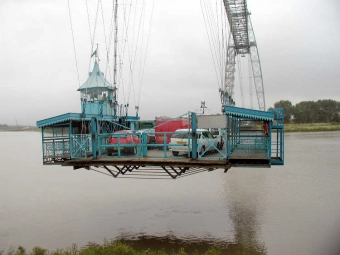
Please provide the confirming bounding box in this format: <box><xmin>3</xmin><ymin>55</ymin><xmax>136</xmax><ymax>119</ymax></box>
<box><xmin>91</xmin><ymin>117</ymin><xmax>97</xmax><ymax>159</ymax></box>
<box><xmin>191</xmin><ymin>112</ymin><xmax>197</xmax><ymax>159</ymax></box>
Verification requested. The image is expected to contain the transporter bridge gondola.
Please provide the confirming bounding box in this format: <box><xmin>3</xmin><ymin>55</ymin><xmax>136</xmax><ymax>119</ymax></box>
<box><xmin>36</xmin><ymin>0</ymin><xmax>284</xmax><ymax>179</ymax></box>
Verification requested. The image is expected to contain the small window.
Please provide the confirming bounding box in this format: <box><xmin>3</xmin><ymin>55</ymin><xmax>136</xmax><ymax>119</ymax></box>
<box><xmin>207</xmin><ymin>132</ymin><xmax>213</xmax><ymax>139</ymax></box>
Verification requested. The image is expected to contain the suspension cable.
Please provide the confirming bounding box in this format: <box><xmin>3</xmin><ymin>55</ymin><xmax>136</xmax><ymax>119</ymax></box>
<box><xmin>117</xmin><ymin>0</ymin><xmax>133</xmax><ymax>109</ymax></box>
<box><xmin>248</xmin><ymin>54</ymin><xmax>253</xmax><ymax>109</ymax></box>
<box><xmin>85</xmin><ymin>0</ymin><xmax>93</xmax><ymax>49</ymax></box>
<box><xmin>237</xmin><ymin>54</ymin><xmax>245</xmax><ymax>107</ymax></box>
<box><xmin>200</xmin><ymin>0</ymin><xmax>228</xmax><ymax>90</ymax></box>
<box><xmin>67</xmin><ymin>0</ymin><xmax>81</xmax><ymax>88</ymax></box>
<box><xmin>200</xmin><ymin>0</ymin><xmax>222</xmax><ymax>89</ymax></box>
<box><xmin>134</xmin><ymin>0</ymin><xmax>146</xmax><ymax>108</ymax></box>
<box><xmin>136</xmin><ymin>0</ymin><xmax>155</xmax><ymax>109</ymax></box>
<box><xmin>88</xmin><ymin>0</ymin><xmax>101</xmax><ymax>73</ymax></box>
<box><xmin>100</xmin><ymin>0</ymin><xmax>113</xmax><ymax>83</ymax></box>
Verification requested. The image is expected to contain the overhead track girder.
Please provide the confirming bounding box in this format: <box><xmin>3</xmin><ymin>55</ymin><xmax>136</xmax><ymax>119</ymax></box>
<box><xmin>222</xmin><ymin>0</ymin><xmax>266</xmax><ymax>111</ymax></box>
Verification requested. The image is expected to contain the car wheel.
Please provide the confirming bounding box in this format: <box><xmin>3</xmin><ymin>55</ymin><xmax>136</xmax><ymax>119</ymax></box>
<box><xmin>200</xmin><ymin>145</ymin><xmax>205</xmax><ymax>157</ymax></box>
<box><xmin>172</xmin><ymin>151</ymin><xmax>179</xmax><ymax>156</ymax></box>
<box><xmin>128</xmin><ymin>147</ymin><xmax>135</xmax><ymax>155</ymax></box>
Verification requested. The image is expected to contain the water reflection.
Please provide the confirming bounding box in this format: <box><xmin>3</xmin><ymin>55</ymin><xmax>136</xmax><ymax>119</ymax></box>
<box><xmin>102</xmin><ymin>169</ymin><xmax>268</xmax><ymax>255</ymax></box>
<box><xmin>224</xmin><ymin>169</ymin><xmax>268</xmax><ymax>254</ymax></box>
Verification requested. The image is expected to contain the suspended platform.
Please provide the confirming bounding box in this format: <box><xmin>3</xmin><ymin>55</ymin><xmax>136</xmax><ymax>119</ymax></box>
<box><xmin>37</xmin><ymin>106</ymin><xmax>284</xmax><ymax>179</ymax></box>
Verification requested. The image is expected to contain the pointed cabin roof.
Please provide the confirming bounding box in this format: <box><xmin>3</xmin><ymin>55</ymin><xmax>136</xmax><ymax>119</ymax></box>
<box><xmin>77</xmin><ymin>60</ymin><xmax>115</xmax><ymax>92</ymax></box>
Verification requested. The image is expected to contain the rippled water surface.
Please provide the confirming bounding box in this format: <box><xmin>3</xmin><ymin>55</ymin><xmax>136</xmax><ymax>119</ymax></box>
<box><xmin>1</xmin><ymin>131</ymin><xmax>340</xmax><ymax>254</ymax></box>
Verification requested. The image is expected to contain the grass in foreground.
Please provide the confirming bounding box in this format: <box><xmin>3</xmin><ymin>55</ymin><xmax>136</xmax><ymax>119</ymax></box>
<box><xmin>1</xmin><ymin>242</ymin><xmax>226</xmax><ymax>255</ymax></box>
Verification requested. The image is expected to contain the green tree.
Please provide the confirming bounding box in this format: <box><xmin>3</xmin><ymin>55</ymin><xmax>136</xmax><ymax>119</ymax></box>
<box><xmin>293</xmin><ymin>101</ymin><xmax>319</xmax><ymax>123</ymax></box>
<box><xmin>273</xmin><ymin>100</ymin><xmax>293</xmax><ymax>123</ymax></box>
<box><xmin>316</xmin><ymin>99</ymin><xmax>340</xmax><ymax>123</ymax></box>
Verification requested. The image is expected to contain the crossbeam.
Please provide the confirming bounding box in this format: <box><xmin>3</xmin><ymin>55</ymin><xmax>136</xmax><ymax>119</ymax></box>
<box><xmin>223</xmin><ymin>0</ymin><xmax>250</xmax><ymax>54</ymax></box>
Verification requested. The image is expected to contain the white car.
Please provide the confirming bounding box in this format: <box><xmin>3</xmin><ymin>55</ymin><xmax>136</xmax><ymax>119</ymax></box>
<box><xmin>169</xmin><ymin>128</ymin><xmax>218</xmax><ymax>157</ymax></box>
<box><xmin>209</xmin><ymin>128</ymin><xmax>226</xmax><ymax>150</ymax></box>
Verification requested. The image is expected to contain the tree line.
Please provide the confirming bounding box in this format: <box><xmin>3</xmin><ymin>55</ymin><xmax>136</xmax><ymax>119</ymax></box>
<box><xmin>0</xmin><ymin>124</ymin><xmax>9</xmax><ymax>130</ymax></box>
<box><xmin>273</xmin><ymin>99</ymin><xmax>340</xmax><ymax>123</ymax></box>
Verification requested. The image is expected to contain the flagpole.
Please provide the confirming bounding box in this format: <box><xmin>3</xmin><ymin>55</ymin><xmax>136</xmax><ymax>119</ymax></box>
<box><xmin>91</xmin><ymin>44</ymin><xmax>99</xmax><ymax>59</ymax></box>
<box><xmin>96</xmin><ymin>43</ymin><xmax>99</xmax><ymax>61</ymax></box>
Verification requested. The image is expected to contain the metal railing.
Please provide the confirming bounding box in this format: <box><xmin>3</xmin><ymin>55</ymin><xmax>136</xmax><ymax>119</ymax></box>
<box><xmin>42</xmin><ymin>137</ymin><xmax>70</xmax><ymax>163</ymax></box>
<box><xmin>70</xmin><ymin>134</ymin><xmax>92</xmax><ymax>158</ymax></box>
<box><xmin>227</xmin><ymin>132</ymin><xmax>271</xmax><ymax>159</ymax></box>
<box><xmin>96</xmin><ymin>130</ymin><xmax>228</xmax><ymax>160</ymax></box>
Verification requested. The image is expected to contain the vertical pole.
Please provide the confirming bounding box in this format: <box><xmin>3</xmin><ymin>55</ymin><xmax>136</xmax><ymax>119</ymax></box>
<box><xmin>276</xmin><ymin>129</ymin><xmax>279</xmax><ymax>159</ymax></box>
<box><xmin>91</xmin><ymin>117</ymin><xmax>97</xmax><ymax>159</ymax></box>
<box><xmin>69</xmin><ymin>121</ymin><xmax>73</xmax><ymax>159</ymax></box>
<box><xmin>226</xmin><ymin>116</ymin><xmax>228</xmax><ymax>157</ymax></box>
<box><xmin>142</xmin><ymin>133</ymin><xmax>147</xmax><ymax>157</ymax></box>
<box><xmin>268</xmin><ymin>121</ymin><xmax>272</xmax><ymax>161</ymax></box>
<box><xmin>281</xmin><ymin>126</ymin><xmax>284</xmax><ymax>164</ymax></box>
<box><xmin>52</xmin><ymin>127</ymin><xmax>56</xmax><ymax>158</ymax></box>
<box><xmin>41</xmin><ymin>127</ymin><xmax>45</xmax><ymax>163</ymax></box>
<box><xmin>97</xmin><ymin>123</ymin><xmax>101</xmax><ymax>158</ymax></box>
<box><xmin>226</xmin><ymin>115</ymin><xmax>230</xmax><ymax>157</ymax></box>
<box><xmin>191</xmin><ymin>112</ymin><xmax>197</xmax><ymax>158</ymax></box>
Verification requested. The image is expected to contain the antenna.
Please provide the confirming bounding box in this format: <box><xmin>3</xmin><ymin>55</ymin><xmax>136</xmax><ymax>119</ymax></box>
<box><xmin>200</xmin><ymin>101</ymin><xmax>207</xmax><ymax>114</ymax></box>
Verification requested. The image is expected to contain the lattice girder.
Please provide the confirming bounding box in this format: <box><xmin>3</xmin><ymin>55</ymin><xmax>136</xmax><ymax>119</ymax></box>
<box><xmin>223</xmin><ymin>0</ymin><xmax>250</xmax><ymax>54</ymax></box>
<box><xmin>222</xmin><ymin>0</ymin><xmax>266</xmax><ymax>110</ymax></box>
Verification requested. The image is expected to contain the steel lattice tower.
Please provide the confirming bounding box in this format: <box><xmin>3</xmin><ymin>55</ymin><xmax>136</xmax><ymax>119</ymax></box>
<box><xmin>221</xmin><ymin>0</ymin><xmax>265</xmax><ymax>110</ymax></box>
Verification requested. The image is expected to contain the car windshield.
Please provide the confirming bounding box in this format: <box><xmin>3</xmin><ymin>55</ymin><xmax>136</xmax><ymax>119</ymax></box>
<box><xmin>137</xmin><ymin>129</ymin><xmax>154</xmax><ymax>133</ymax></box>
<box><xmin>172</xmin><ymin>132</ymin><xmax>189</xmax><ymax>139</ymax></box>
<box><xmin>210</xmin><ymin>129</ymin><xmax>219</xmax><ymax>136</ymax></box>
<box><xmin>172</xmin><ymin>132</ymin><xmax>202</xmax><ymax>139</ymax></box>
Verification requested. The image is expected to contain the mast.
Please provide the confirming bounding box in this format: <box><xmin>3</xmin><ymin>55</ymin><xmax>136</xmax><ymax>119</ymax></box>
<box><xmin>113</xmin><ymin>0</ymin><xmax>118</xmax><ymax>118</ymax></box>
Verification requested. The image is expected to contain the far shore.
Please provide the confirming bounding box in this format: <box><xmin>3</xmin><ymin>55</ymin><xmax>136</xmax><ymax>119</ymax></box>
<box><xmin>284</xmin><ymin>123</ymin><xmax>340</xmax><ymax>132</ymax></box>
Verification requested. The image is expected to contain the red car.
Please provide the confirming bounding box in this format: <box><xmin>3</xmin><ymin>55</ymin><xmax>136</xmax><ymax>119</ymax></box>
<box><xmin>107</xmin><ymin>130</ymin><xmax>140</xmax><ymax>155</ymax></box>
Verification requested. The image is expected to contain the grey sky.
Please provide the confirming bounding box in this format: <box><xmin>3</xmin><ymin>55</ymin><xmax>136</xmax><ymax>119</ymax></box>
<box><xmin>1</xmin><ymin>0</ymin><xmax>340</xmax><ymax>126</ymax></box>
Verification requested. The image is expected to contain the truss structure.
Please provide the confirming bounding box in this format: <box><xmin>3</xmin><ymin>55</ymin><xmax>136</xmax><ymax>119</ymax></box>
<box><xmin>66</xmin><ymin>157</ymin><xmax>231</xmax><ymax>179</ymax></box>
<box><xmin>87</xmin><ymin>165</ymin><xmax>227</xmax><ymax>179</ymax></box>
<box><xmin>222</xmin><ymin>0</ymin><xmax>265</xmax><ymax>110</ymax></box>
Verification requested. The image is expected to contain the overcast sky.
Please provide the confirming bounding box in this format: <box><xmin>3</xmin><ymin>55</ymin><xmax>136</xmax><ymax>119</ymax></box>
<box><xmin>1</xmin><ymin>0</ymin><xmax>340</xmax><ymax>126</ymax></box>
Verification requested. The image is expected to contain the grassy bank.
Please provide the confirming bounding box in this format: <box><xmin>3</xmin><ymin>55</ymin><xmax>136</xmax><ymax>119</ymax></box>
<box><xmin>0</xmin><ymin>126</ymin><xmax>40</xmax><ymax>132</ymax></box>
<box><xmin>1</xmin><ymin>242</ymin><xmax>227</xmax><ymax>255</ymax></box>
<box><xmin>284</xmin><ymin>123</ymin><xmax>340</xmax><ymax>132</ymax></box>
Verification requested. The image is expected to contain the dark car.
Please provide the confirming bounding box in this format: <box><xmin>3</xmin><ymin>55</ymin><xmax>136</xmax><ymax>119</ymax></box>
<box><xmin>107</xmin><ymin>130</ymin><xmax>140</xmax><ymax>155</ymax></box>
<box><xmin>136</xmin><ymin>128</ymin><xmax>155</xmax><ymax>145</ymax></box>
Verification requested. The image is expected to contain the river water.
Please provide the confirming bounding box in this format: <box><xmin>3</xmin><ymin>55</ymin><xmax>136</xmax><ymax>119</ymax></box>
<box><xmin>0</xmin><ymin>131</ymin><xmax>340</xmax><ymax>254</ymax></box>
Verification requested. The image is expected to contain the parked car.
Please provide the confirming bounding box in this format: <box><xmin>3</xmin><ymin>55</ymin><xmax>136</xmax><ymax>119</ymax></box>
<box><xmin>209</xmin><ymin>128</ymin><xmax>225</xmax><ymax>150</ymax></box>
<box><xmin>107</xmin><ymin>130</ymin><xmax>140</xmax><ymax>155</ymax></box>
<box><xmin>168</xmin><ymin>129</ymin><xmax>218</xmax><ymax>157</ymax></box>
<box><xmin>136</xmin><ymin>128</ymin><xmax>155</xmax><ymax>145</ymax></box>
